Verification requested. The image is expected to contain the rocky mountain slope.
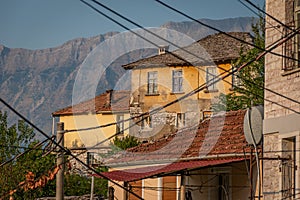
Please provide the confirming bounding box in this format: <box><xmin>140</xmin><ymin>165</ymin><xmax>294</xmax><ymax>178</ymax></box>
<box><xmin>0</xmin><ymin>17</ymin><xmax>256</xmax><ymax>136</ymax></box>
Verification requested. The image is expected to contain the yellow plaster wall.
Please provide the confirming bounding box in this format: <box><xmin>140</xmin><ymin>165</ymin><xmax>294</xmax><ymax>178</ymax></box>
<box><xmin>59</xmin><ymin>112</ymin><xmax>130</xmax><ymax>148</ymax></box>
<box><xmin>131</xmin><ymin>63</ymin><xmax>233</xmax><ymax>113</ymax></box>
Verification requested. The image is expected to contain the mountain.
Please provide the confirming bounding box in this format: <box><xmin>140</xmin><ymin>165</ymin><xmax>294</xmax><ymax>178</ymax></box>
<box><xmin>0</xmin><ymin>17</ymin><xmax>256</xmax><ymax>137</ymax></box>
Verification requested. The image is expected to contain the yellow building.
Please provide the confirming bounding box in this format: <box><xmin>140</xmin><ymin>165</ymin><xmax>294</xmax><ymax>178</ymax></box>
<box><xmin>124</xmin><ymin>32</ymin><xmax>252</xmax><ymax>140</ymax></box>
<box><xmin>52</xmin><ymin>90</ymin><xmax>130</xmax><ymax>166</ymax></box>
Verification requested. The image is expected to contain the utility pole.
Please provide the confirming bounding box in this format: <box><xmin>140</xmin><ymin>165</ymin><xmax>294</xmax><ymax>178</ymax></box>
<box><xmin>56</xmin><ymin>122</ymin><xmax>64</xmax><ymax>200</ymax></box>
<box><xmin>90</xmin><ymin>176</ymin><xmax>94</xmax><ymax>200</ymax></box>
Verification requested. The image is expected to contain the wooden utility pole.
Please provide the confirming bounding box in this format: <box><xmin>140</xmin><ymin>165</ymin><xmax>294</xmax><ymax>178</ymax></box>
<box><xmin>56</xmin><ymin>122</ymin><xmax>64</xmax><ymax>200</ymax></box>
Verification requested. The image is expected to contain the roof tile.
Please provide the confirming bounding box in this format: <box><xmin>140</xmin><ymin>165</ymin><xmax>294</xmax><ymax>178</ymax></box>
<box><xmin>105</xmin><ymin>110</ymin><xmax>252</xmax><ymax>165</ymax></box>
<box><xmin>52</xmin><ymin>90</ymin><xmax>130</xmax><ymax>116</ymax></box>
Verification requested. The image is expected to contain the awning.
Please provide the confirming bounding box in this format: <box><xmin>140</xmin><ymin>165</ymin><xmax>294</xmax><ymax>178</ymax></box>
<box><xmin>97</xmin><ymin>157</ymin><xmax>245</xmax><ymax>182</ymax></box>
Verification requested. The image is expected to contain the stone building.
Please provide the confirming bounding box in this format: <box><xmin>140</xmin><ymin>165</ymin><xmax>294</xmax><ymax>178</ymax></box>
<box><xmin>263</xmin><ymin>0</ymin><xmax>300</xmax><ymax>199</ymax></box>
<box><xmin>124</xmin><ymin>32</ymin><xmax>252</xmax><ymax>141</ymax></box>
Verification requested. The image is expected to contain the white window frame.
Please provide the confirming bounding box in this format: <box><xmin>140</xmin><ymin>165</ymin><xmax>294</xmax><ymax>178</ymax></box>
<box><xmin>148</xmin><ymin>71</ymin><xmax>158</xmax><ymax>94</ymax></box>
<box><xmin>279</xmin><ymin>132</ymin><xmax>299</xmax><ymax>199</ymax></box>
<box><xmin>206</xmin><ymin>67</ymin><xmax>218</xmax><ymax>91</ymax></box>
<box><xmin>172</xmin><ymin>70</ymin><xmax>183</xmax><ymax>93</ymax></box>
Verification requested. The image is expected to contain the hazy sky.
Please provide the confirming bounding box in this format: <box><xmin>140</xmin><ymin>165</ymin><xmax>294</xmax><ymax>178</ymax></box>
<box><xmin>0</xmin><ymin>0</ymin><xmax>264</xmax><ymax>50</ymax></box>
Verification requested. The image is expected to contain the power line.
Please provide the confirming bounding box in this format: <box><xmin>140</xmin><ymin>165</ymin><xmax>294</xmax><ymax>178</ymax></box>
<box><xmin>0</xmin><ymin>97</ymin><xmax>143</xmax><ymax>200</ymax></box>
<box><xmin>0</xmin><ymin>2</ymin><xmax>295</xmax><ymax>198</ymax></box>
<box><xmin>154</xmin><ymin>0</ymin><xmax>298</xmax><ymax>63</ymax></box>
<box><xmin>242</xmin><ymin>0</ymin><xmax>294</xmax><ymax>32</ymax></box>
<box><xmin>63</xmin><ymin>28</ymin><xmax>300</xmax><ymax>170</ymax></box>
<box><xmin>72</xmin><ymin>0</ymin><xmax>300</xmax><ymax>134</ymax></box>
<box><xmin>237</xmin><ymin>0</ymin><xmax>283</xmax><ymax>34</ymax></box>
<box><xmin>0</xmin><ymin>137</ymin><xmax>52</xmax><ymax>167</ymax></box>
<box><xmin>91</xmin><ymin>0</ymin><xmax>300</xmax><ymax>106</ymax></box>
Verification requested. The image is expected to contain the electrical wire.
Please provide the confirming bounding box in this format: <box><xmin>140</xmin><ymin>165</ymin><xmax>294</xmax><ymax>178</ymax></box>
<box><xmin>85</xmin><ymin>0</ymin><xmax>300</xmax><ymax>107</ymax></box>
<box><xmin>62</xmin><ymin>28</ymin><xmax>300</xmax><ymax>180</ymax></box>
<box><xmin>0</xmin><ymin>7</ymin><xmax>295</xmax><ymax>200</ymax></box>
<box><xmin>66</xmin><ymin>8</ymin><xmax>300</xmax><ymax>136</ymax></box>
<box><xmin>50</xmin><ymin>2</ymin><xmax>300</xmax><ymax>188</ymax></box>
<box><xmin>237</xmin><ymin>0</ymin><xmax>283</xmax><ymax>35</ymax></box>
<box><xmin>67</xmin><ymin>1</ymin><xmax>299</xmax><ymax>136</ymax></box>
<box><xmin>0</xmin><ymin>97</ymin><xmax>144</xmax><ymax>200</ymax></box>
<box><xmin>75</xmin><ymin>0</ymin><xmax>300</xmax><ymax>134</ymax></box>
<box><xmin>242</xmin><ymin>0</ymin><xmax>294</xmax><ymax>32</ymax></box>
<box><xmin>154</xmin><ymin>0</ymin><xmax>298</xmax><ymax>62</ymax></box>
<box><xmin>0</xmin><ymin>137</ymin><xmax>53</xmax><ymax>167</ymax></box>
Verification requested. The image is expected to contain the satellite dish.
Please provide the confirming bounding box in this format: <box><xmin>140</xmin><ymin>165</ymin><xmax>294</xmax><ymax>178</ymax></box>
<box><xmin>243</xmin><ymin>105</ymin><xmax>263</xmax><ymax>145</ymax></box>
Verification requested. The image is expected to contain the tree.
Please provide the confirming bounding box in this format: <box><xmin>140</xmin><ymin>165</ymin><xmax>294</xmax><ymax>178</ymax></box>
<box><xmin>112</xmin><ymin>135</ymin><xmax>141</xmax><ymax>150</ymax></box>
<box><xmin>0</xmin><ymin>110</ymin><xmax>108</xmax><ymax>199</ymax></box>
<box><xmin>0</xmin><ymin>111</ymin><xmax>57</xmax><ymax>199</ymax></box>
<box><xmin>212</xmin><ymin>17</ymin><xmax>265</xmax><ymax>112</ymax></box>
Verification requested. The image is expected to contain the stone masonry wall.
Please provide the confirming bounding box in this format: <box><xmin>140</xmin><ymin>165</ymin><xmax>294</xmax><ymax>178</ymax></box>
<box><xmin>264</xmin><ymin>0</ymin><xmax>300</xmax><ymax>199</ymax></box>
<box><xmin>265</xmin><ymin>0</ymin><xmax>300</xmax><ymax>119</ymax></box>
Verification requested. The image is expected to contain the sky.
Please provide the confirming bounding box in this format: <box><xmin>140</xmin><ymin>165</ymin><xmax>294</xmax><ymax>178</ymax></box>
<box><xmin>0</xmin><ymin>0</ymin><xmax>264</xmax><ymax>50</ymax></box>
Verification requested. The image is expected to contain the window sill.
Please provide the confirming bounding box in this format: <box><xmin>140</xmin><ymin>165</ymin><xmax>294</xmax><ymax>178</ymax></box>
<box><xmin>170</xmin><ymin>92</ymin><xmax>185</xmax><ymax>95</ymax></box>
<box><xmin>282</xmin><ymin>67</ymin><xmax>300</xmax><ymax>76</ymax></box>
<box><xmin>145</xmin><ymin>93</ymin><xmax>160</xmax><ymax>96</ymax></box>
<box><xmin>204</xmin><ymin>89</ymin><xmax>219</xmax><ymax>93</ymax></box>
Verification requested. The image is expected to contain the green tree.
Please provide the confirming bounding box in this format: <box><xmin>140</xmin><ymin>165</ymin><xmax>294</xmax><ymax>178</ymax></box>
<box><xmin>112</xmin><ymin>135</ymin><xmax>141</xmax><ymax>150</ymax></box>
<box><xmin>213</xmin><ymin>17</ymin><xmax>265</xmax><ymax>111</ymax></box>
<box><xmin>0</xmin><ymin>110</ymin><xmax>57</xmax><ymax>199</ymax></box>
<box><xmin>64</xmin><ymin>167</ymin><xmax>108</xmax><ymax>197</ymax></box>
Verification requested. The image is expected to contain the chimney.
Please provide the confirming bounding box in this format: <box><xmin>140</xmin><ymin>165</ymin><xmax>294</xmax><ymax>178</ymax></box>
<box><xmin>158</xmin><ymin>45</ymin><xmax>169</xmax><ymax>55</ymax></box>
<box><xmin>105</xmin><ymin>89</ymin><xmax>113</xmax><ymax>107</ymax></box>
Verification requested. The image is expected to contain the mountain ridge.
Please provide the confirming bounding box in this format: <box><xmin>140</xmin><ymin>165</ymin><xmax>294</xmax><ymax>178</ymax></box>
<box><xmin>0</xmin><ymin>17</ymin><xmax>256</xmax><ymax>136</ymax></box>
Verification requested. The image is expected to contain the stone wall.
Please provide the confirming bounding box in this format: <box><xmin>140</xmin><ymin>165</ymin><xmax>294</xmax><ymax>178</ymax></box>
<box><xmin>264</xmin><ymin>0</ymin><xmax>300</xmax><ymax>199</ymax></box>
<box><xmin>265</xmin><ymin>0</ymin><xmax>300</xmax><ymax>119</ymax></box>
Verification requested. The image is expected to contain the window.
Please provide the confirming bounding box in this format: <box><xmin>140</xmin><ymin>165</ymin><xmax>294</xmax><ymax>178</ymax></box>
<box><xmin>210</xmin><ymin>167</ymin><xmax>231</xmax><ymax>199</ymax></box>
<box><xmin>176</xmin><ymin>113</ymin><xmax>185</xmax><ymax>128</ymax></box>
<box><xmin>116</xmin><ymin>114</ymin><xmax>124</xmax><ymax>135</ymax></box>
<box><xmin>281</xmin><ymin>137</ymin><xmax>296</xmax><ymax>199</ymax></box>
<box><xmin>172</xmin><ymin>70</ymin><xmax>183</xmax><ymax>93</ymax></box>
<box><xmin>141</xmin><ymin>115</ymin><xmax>152</xmax><ymax>129</ymax></box>
<box><xmin>283</xmin><ymin>0</ymin><xmax>300</xmax><ymax>71</ymax></box>
<box><xmin>294</xmin><ymin>1</ymin><xmax>300</xmax><ymax>68</ymax></box>
<box><xmin>206</xmin><ymin>67</ymin><xmax>218</xmax><ymax>91</ymax></box>
<box><xmin>147</xmin><ymin>71</ymin><xmax>158</xmax><ymax>94</ymax></box>
<box><xmin>87</xmin><ymin>152</ymin><xmax>95</xmax><ymax>166</ymax></box>
<box><xmin>218</xmin><ymin>173</ymin><xmax>230</xmax><ymax>200</ymax></box>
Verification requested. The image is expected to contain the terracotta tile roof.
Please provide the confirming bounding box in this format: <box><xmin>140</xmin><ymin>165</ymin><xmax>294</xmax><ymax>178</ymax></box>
<box><xmin>123</xmin><ymin>32</ymin><xmax>252</xmax><ymax>69</ymax></box>
<box><xmin>104</xmin><ymin>110</ymin><xmax>250</xmax><ymax>165</ymax></box>
<box><xmin>99</xmin><ymin>157</ymin><xmax>245</xmax><ymax>182</ymax></box>
<box><xmin>52</xmin><ymin>90</ymin><xmax>130</xmax><ymax>116</ymax></box>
